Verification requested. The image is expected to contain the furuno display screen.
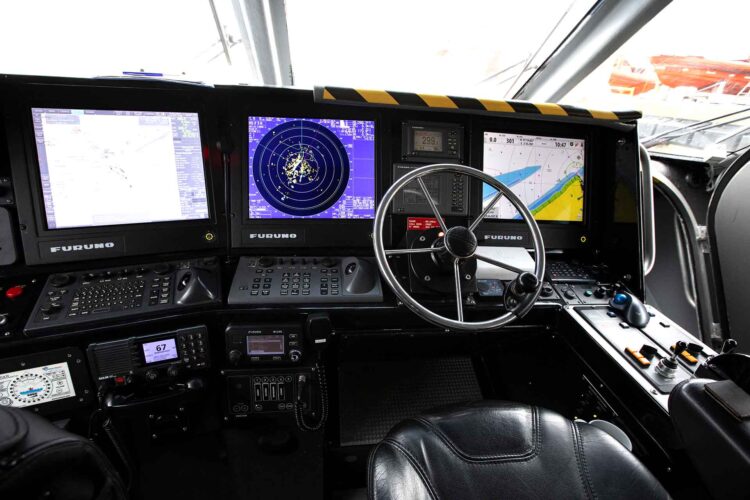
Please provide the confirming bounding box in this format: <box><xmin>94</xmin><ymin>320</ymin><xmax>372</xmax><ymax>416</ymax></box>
<box><xmin>31</xmin><ymin>108</ymin><xmax>210</xmax><ymax>230</ymax></box>
<box><xmin>142</xmin><ymin>338</ymin><xmax>179</xmax><ymax>364</ymax></box>
<box><xmin>247</xmin><ymin>116</ymin><xmax>376</xmax><ymax>219</ymax></box>
<box><xmin>0</xmin><ymin>362</ymin><xmax>76</xmax><ymax>408</ymax></box>
<box><xmin>482</xmin><ymin>132</ymin><xmax>585</xmax><ymax>222</ymax></box>
<box><xmin>247</xmin><ymin>335</ymin><xmax>285</xmax><ymax>355</ymax></box>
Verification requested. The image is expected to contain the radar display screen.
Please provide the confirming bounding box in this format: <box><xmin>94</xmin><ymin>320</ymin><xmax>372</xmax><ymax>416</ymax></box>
<box><xmin>0</xmin><ymin>362</ymin><xmax>76</xmax><ymax>408</ymax></box>
<box><xmin>248</xmin><ymin>117</ymin><xmax>376</xmax><ymax>219</ymax></box>
<box><xmin>31</xmin><ymin>108</ymin><xmax>210</xmax><ymax>230</ymax></box>
<box><xmin>483</xmin><ymin>132</ymin><xmax>585</xmax><ymax>222</ymax></box>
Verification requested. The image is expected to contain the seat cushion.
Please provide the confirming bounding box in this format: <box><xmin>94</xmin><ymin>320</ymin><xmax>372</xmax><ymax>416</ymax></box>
<box><xmin>368</xmin><ymin>400</ymin><xmax>669</xmax><ymax>500</ymax></box>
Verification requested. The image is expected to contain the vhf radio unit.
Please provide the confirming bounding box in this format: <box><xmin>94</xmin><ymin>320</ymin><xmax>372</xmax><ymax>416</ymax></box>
<box><xmin>225</xmin><ymin>323</ymin><xmax>304</xmax><ymax>366</ymax></box>
<box><xmin>87</xmin><ymin>325</ymin><xmax>210</xmax><ymax>388</ymax></box>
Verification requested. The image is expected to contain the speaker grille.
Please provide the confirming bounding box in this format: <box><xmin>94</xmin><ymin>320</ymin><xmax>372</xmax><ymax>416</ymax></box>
<box><xmin>91</xmin><ymin>341</ymin><xmax>132</xmax><ymax>377</ymax></box>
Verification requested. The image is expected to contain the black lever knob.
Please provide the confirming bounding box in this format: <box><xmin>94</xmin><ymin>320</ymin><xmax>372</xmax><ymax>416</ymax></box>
<box><xmin>721</xmin><ymin>339</ymin><xmax>738</xmax><ymax>354</ymax></box>
<box><xmin>258</xmin><ymin>257</ymin><xmax>275</xmax><ymax>268</ymax></box>
<box><xmin>672</xmin><ymin>341</ymin><xmax>688</xmax><ymax>360</ymax></box>
<box><xmin>514</xmin><ymin>272</ymin><xmax>540</xmax><ymax>294</ymax></box>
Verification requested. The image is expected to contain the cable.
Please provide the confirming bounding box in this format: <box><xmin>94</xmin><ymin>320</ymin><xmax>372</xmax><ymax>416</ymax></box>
<box><xmin>294</xmin><ymin>363</ymin><xmax>328</xmax><ymax>432</ymax></box>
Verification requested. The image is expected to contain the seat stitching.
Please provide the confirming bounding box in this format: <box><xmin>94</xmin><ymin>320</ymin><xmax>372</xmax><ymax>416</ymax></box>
<box><xmin>382</xmin><ymin>439</ymin><xmax>441</xmax><ymax>500</ymax></box>
<box><xmin>571</xmin><ymin>421</ymin><xmax>597</xmax><ymax>500</ymax></box>
<box><xmin>367</xmin><ymin>441</ymin><xmax>384</xmax><ymax>500</ymax></box>
<box><xmin>404</xmin><ymin>406</ymin><xmax>541</xmax><ymax>464</ymax></box>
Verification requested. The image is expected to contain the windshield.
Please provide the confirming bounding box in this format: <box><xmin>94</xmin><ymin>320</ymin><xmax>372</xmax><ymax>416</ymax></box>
<box><xmin>563</xmin><ymin>0</ymin><xmax>750</xmax><ymax>160</ymax></box>
<box><xmin>1</xmin><ymin>0</ymin><xmax>594</xmax><ymax>97</ymax></box>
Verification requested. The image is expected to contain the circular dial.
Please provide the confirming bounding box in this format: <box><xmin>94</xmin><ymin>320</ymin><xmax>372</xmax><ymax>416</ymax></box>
<box><xmin>252</xmin><ymin>120</ymin><xmax>350</xmax><ymax>216</ymax></box>
<box><xmin>8</xmin><ymin>373</ymin><xmax>52</xmax><ymax>405</ymax></box>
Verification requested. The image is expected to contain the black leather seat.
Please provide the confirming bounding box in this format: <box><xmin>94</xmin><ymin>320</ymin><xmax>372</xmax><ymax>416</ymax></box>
<box><xmin>369</xmin><ymin>401</ymin><xmax>669</xmax><ymax>500</ymax></box>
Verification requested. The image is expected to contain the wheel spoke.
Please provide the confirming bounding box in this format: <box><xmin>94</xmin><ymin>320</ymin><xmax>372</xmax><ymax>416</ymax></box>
<box><xmin>474</xmin><ymin>252</ymin><xmax>525</xmax><ymax>275</ymax></box>
<box><xmin>417</xmin><ymin>177</ymin><xmax>449</xmax><ymax>233</ymax></box>
<box><xmin>453</xmin><ymin>258</ymin><xmax>464</xmax><ymax>322</ymax></box>
<box><xmin>469</xmin><ymin>192</ymin><xmax>503</xmax><ymax>232</ymax></box>
<box><xmin>385</xmin><ymin>247</ymin><xmax>441</xmax><ymax>255</ymax></box>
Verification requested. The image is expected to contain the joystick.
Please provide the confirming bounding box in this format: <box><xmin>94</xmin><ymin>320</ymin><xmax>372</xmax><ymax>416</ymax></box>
<box><xmin>655</xmin><ymin>341</ymin><xmax>687</xmax><ymax>378</ymax></box>
<box><xmin>608</xmin><ymin>292</ymin><xmax>650</xmax><ymax>328</ymax></box>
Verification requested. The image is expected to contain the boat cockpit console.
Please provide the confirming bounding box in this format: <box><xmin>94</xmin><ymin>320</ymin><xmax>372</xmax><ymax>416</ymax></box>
<box><xmin>0</xmin><ymin>75</ymin><xmax>747</xmax><ymax>500</ymax></box>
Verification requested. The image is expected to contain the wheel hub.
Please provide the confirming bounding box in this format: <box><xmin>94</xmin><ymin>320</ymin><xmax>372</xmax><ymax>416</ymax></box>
<box><xmin>443</xmin><ymin>226</ymin><xmax>477</xmax><ymax>258</ymax></box>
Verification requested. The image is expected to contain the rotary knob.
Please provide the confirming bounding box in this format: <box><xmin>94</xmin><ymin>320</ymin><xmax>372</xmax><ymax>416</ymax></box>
<box><xmin>228</xmin><ymin>349</ymin><xmax>242</xmax><ymax>365</ymax></box>
<box><xmin>152</xmin><ymin>263</ymin><xmax>171</xmax><ymax>275</ymax></box>
<box><xmin>49</xmin><ymin>274</ymin><xmax>72</xmax><ymax>287</ymax></box>
<box><xmin>145</xmin><ymin>369</ymin><xmax>159</xmax><ymax>381</ymax></box>
<box><xmin>258</xmin><ymin>257</ymin><xmax>275</xmax><ymax>268</ymax></box>
<box><xmin>289</xmin><ymin>350</ymin><xmax>302</xmax><ymax>363</ymax></box>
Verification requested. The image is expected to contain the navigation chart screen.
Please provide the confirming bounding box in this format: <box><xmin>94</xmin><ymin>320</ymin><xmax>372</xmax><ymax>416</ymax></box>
<box><xmin>32</xmin><ymin>108</ymin><xmax>210</xmax><ymax>230</ymax></box>
<box><xmin>248</xmin><ymin>117</ymin><xmax>376</xmax><ymax>219</ymax></box>
<box><xmin>482</xmin><ymin>132</ymin><xmax>585</xmax><ymax>222</ymax></box>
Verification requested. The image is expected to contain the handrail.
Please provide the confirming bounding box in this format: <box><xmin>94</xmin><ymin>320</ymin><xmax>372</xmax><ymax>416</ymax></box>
<box><xmin>640</xmin><ymin>144</ymin><xmax>656</xmax><ymax>275</ymax></box>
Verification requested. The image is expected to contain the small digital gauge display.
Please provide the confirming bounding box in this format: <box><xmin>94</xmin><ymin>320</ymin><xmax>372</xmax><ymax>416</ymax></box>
<box><xmin>142</xmin><ymin>338</ymin><xmax>179</xmax><ymax>364</ymax></box>
<box><xmin>413</xmin><ymin>130</ymin><xmax>444</xmax><ymax>152</ymax></box>
<box><xmin>247</xmin><ymin>335</ymin><xmax>285</xmax><ymax>355</ymax></box>
<box><xmin>0</xmin><ymin>362</ymin><xmax>76</xmax><ymax>408</ymax></box>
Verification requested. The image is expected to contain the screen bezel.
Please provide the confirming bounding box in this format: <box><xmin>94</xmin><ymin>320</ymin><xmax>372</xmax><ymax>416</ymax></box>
<box><xmin>246</xmin><ymin>334</ymin><xmax>286</xmax><ymax>356</ymax></box>
<box><xmin>228</xmin><ymin>89</ymin><xmax>382</xmax><ymax>250</ymax></box>
<box><xmin>31</xmin><ymin>107</ymin><xmax>212</xmax><ymax>231</ymax></box>
<box><xmin>245</xmin><ymin>115</ymin><xmax>377</xmax><ymax>222</ymax></box>
<box><xmin>0</xmin><ymin>347</ymin><xmax>93</xmax><ymax>416</ymax></box>
<box><xmin>480</xmin><ymin>130</ymin><xmax>588</xmax><ymax>226</ymax></box>
<box><xmin>7</xmin><ymin>83</ymin><xmax>225</xmax><ymax>265</ymax></box>
<box><xmin>471</xmin><ymin>118</ymin><xmax>597</xmax><ymax>250</ymax></box>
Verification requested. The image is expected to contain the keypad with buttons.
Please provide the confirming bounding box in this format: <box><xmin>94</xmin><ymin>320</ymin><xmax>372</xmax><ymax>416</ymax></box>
<box><xmin>228</xmin><ymin>256</ymin><xmax>382</xmax><ymax>305</ymax></box>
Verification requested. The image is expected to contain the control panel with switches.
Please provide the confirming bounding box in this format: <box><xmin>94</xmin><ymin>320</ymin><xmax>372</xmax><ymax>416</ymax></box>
<box><xmin>225</xmin><ymin>368</ymin><xmax>312</xmax><ymax>417</ymax></box>
<box><xmin>554</xmin><ymin>283</ymin><xmax>611</xmax><ymax>305</ymax></box>
<box><xmin>576</xmin><ymin>307</ymin><xmax>693</xmax><ymax>393</ymax></box>
<box><xmin>25</xmin><ymin>259</ymin><xmax>221</xmax><ymax>335</ymax></box>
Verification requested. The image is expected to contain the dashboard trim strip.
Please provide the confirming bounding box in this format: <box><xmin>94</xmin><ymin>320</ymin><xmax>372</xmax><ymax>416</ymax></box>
<box><xmin>314</xmin><ymin>86</ymin><xmax>642</xmax><ymax>122</ymax></box>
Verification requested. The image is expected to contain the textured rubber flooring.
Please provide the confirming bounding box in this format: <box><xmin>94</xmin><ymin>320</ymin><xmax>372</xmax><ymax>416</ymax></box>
<box><xmin>338</xmin><ymin>356</ymin><xmax>483</xmax><ymax>446</ymax></box>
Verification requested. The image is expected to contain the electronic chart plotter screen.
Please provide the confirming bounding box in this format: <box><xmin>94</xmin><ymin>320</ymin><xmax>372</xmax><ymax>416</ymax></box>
<box><xmin>31</xmin><ymin>108</ymin><xmax>210</xmax><ymax>230</ymax></box>
<box><xmin>248</xmin><ymin>117</ymin><xmax>376</xmax><ymax>219</ymax></box>
<box><xmin>482</xmin><ymin>132</ymin><xmax>585</xmax><ymax>222</ymax></box>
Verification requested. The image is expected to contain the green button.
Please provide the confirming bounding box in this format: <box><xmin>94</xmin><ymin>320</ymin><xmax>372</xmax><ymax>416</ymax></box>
<box><xmin>584</xmin><ymin>290</ymin><xmax>593</xmax><ymax>297</ymax></box>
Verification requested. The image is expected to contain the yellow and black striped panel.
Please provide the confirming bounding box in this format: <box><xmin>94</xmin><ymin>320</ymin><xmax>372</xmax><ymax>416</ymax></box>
<box><xmin>315</xmin><ymin>86</ymin><xmax>641</xmax><ymax>122</ymax></box>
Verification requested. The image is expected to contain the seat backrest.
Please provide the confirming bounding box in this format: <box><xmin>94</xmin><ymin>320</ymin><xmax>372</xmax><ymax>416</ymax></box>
<box><xmin>707</xmin><ymin>149</ymin><xmax>750</xmax><ymax>352</ymax></box>
<box><xmin>669</xmin><ymin>378</ymin><xmax>750</xmax><ymax>500</ymax></box>
<box><xmin>0</xmin><ymin>406</ymin><xmax>127</xmax><ymax>500</ymax></box>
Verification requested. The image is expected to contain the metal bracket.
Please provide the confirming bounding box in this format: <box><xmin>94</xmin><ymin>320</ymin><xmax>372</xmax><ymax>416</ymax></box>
<box><xmin>696</xmin><ymin>225</ymin><xmax>710</xmax><ymax>253</ymax></box>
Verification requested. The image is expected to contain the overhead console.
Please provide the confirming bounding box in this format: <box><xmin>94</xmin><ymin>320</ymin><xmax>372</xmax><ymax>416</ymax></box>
<box><xmin>4</xmin><ymin>83</ymin><xmax>225</xmax><ymax>266</ymax></box>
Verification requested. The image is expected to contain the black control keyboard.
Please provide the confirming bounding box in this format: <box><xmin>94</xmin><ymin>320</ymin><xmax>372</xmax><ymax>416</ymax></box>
<box><xmin>546</xmin><ymin>261</ymin><xmax>598</xmax><ymax>283</ymax></box>
<box><xmin>69</xmin><ymin>278</ymin><xmax>148</xmax><ymax>317</ymax></box>
<box><xmin>228</xmin><ymin>256</ymin><xmax>382</xmax><ymax>305</ymax></box>
<box><xmin>26</xmin><ymin>259</ymin><xmax>221</xmax><ymax>335</ymax></box>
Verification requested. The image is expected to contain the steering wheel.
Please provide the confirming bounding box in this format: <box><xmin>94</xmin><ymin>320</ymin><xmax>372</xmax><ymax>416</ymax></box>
<box><xmin>373</xmin><ymin>164</ymin><xmax>546</xmax><ymax>332</ymax></box>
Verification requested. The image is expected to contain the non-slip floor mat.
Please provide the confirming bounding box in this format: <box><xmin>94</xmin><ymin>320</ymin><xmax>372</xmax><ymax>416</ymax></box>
<box><xmin>339</xmin><ymin>356</ymin><xmax>483</xmax><ymax>446</ymax></box>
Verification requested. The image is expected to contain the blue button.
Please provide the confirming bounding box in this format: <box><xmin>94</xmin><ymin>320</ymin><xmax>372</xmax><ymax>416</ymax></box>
<box><xmin>613</xmin><ymin>293</ymin><xmax>629</xmax><ymax>305</ymax></box>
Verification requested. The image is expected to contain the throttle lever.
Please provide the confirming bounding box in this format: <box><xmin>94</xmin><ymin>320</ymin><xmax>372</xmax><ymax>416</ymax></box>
<box><xmin>721</xmin><ymin>339</ymin><xmax>739</xmax><ymax>354</ymax></box>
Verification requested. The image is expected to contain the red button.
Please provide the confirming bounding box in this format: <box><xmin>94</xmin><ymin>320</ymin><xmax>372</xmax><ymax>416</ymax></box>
<box><xmin>114</xmin><ymin>376</ymin><xmax>126</xmax><ymax>386</ymax></box>
<box><xmin>5</xmin><ymin>286</ymin><xmax>23</xmax><ymax>299</ymax></box>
